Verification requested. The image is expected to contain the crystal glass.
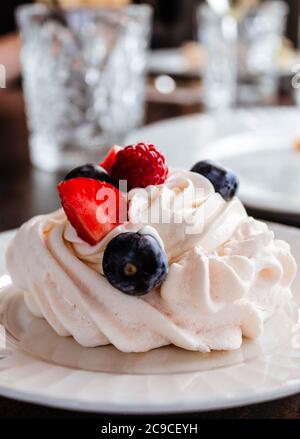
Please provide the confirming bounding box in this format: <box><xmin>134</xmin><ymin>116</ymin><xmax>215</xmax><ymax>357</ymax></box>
<box><xmin>198</xmin><ymin>5</ymin><xmax>237</xmax><ymax>110</ymax></box>
<box><xmin>198</xmin><ymin>1</ymin><xmax>288</xmax><ymax>109</ymax></box>
<box><xmin>17</xmin><ymin>4</ymin><xmax>152</xmax><ymax>172</ymax></box>
<box><xmin>237</xmin><ymin>1</ymin><xmax>288</xmax><ymax>105</ymax></box>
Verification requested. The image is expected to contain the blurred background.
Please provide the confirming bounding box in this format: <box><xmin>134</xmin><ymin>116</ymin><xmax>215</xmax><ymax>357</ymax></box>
<box><xmin>0</xmin><ymin>0</ymin><xmax>300</xmax><ymax>231</ymax></box>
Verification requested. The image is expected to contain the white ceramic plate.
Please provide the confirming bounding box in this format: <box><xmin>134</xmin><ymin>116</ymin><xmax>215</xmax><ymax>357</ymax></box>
<box><xmin>201</xmin><ymin>131</ymin><xmax>300</xmax><ymax>215</ymax></box>
<box><xmin>0</xmin><ymin>223</ymin><xmax>300</xmax><ymax>414</ymax></box>
<box><xmin>147</xmin><ymin>48</ymin><xmax>201</xmax><ymax>77</ymax></box>
<box><xmin>147</xmin><ymin>48</ymin><xmax>297</xmax><ymax>77</ymax></box>
<box><xmin>126</xmin><ymin>107</ymin><xmax>300</xmax><ymax>215</ymax></box>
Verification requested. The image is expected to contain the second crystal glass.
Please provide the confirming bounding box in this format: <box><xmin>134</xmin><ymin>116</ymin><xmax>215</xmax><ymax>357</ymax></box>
<box><xmin>198</xmin><ymin>4</ymin><xmax>237</xmax><ymax>111</ymax></box>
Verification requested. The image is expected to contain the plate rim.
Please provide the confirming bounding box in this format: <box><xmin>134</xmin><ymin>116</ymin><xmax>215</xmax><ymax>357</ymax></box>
<box><xmin>0</xmin><ymin>375</ymin><xmax>299</xmax><ymax>414</ymax></box>
<box><xmin>127</xmin><ymin>105</ymin><xmax>299</xmax><ymax>137</ymax></box>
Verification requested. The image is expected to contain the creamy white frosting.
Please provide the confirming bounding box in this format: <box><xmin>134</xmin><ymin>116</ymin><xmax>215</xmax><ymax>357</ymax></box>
<box><xmin>6</xmin><ymin>170</ymin><xmax>297</xmax><ymax>352</ymax></box>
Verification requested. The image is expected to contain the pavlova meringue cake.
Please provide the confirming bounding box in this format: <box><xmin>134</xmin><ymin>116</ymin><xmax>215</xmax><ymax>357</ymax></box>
<box><xmin>6</xmin><ymin>143</ymin><xmax>297</xmax><ymax>353</ymax></box>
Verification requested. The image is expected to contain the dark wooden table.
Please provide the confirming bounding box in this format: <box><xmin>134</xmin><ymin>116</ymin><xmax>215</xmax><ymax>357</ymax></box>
<box><xmin>0</xmin><ymin>85</ymin><xmax>299</xmax><ymax>419</ymax></box>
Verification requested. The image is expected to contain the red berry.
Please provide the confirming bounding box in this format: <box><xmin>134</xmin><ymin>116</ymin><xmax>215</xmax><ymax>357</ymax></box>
<box><xmin>57</xmin><ymin>177</ymin><xmax>127</xmax><ymax>245</ymax></box>
<box><xmin>110</xmin><ymin>143</ymin><xmax>168</xmax><ymax>190</ymax></box>
<box><xmin>100</xmin><ymin>145</ymin><xmax>122</xmax><ymax>174</ymax></box>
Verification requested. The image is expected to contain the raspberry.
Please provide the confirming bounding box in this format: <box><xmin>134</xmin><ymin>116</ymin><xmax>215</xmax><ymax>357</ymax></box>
<box><xmin>111</xmin><ymin>143</ymin><xmax>168</xmax><ymax>190</ymax></box>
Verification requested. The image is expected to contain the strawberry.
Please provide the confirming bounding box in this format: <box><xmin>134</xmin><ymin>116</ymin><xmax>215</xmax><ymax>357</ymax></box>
<box><xmin>57</xmin><ymin>177</ymin><xmax>127</xmax><ymax>245</ymax></box>
<box><xmin>100</xmin><ymin>145</ymin><xmax>122</xmax><ymax>174</ymax></box>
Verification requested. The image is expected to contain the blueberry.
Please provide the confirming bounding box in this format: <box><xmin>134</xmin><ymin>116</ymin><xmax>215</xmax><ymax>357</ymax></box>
<box><xmin>64</xmin><ymin>164</ymin><xmax>112</xmax><ymax>184</ymax></box>
<box><xmin>190</xmin><ymin>160</ymin><xmax>238</xmax><ymax>201</ymax></box>
<box><xmin>103</xmin><ymin>232</ymin><xmax>168</xmax><ymax>296</ymax></box>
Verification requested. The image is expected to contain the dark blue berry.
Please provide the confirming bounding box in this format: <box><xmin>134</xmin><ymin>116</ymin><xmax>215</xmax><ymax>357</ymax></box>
<box><xmin>64</xmin><ymin>164</ymin><xmax>112</xmax><ymax>184</ymax></box>
<box><xmin>190</xmin><ymin>160</ymin><xmax>238</xmax><ymax>201</ymax></box>
<box><xmin>103</xmin><ymin>232</ymin><xmax>168</xmax><ymax>296</ymax></box>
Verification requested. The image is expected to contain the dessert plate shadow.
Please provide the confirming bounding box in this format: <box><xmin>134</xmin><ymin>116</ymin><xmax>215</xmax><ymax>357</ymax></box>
<box><xmin>0</xmin><ymin>223</ymin><xmax>300</xmax><ymax>413</ymax></box>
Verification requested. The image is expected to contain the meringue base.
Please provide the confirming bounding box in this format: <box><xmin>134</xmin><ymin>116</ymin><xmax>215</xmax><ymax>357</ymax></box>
<box><xmin>6</xmin><ymin>208</ymin><xmax>296</xmax><ymax>353</ymax></box>
<box><xmin>1</xmin><ymin>285</ymin><xmax>296</xmax><ymax>374</ymax></box>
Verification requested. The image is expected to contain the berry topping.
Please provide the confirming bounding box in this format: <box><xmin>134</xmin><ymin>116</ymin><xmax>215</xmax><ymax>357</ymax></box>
<box><xmin>58</xmin><ymin>177</ymin><xmax>127</xmax><ymax>245</ymax></box>
<box><xmin>64</xmin><ymin>163</ymin><xmax>112</xmax><ymax>184</ymax></box>
<box><xmin>103</xmin><ymin>232</ymin><xmax>168</xmax><ymax>296</ymax></box>
<box><xmin>100</xmin><ymin>145</ymin><xmax>122</xmax><ymax>174</ymax></box>
<box><xmin>190</xmin><ymin>160</ymin><xmax>238</xmax><ymax>201</ymax></box>
<box><xmin>110</xmin><ymin>143</ymin><xmax>168</xmax><ymax>191</ymax></box>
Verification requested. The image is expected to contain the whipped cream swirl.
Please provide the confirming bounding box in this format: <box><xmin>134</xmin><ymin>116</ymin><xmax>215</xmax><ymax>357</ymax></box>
<box><xmin>6</xmin><ymin>170</ymin><xmax>297</xmax><ymax>352</ymax></box>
